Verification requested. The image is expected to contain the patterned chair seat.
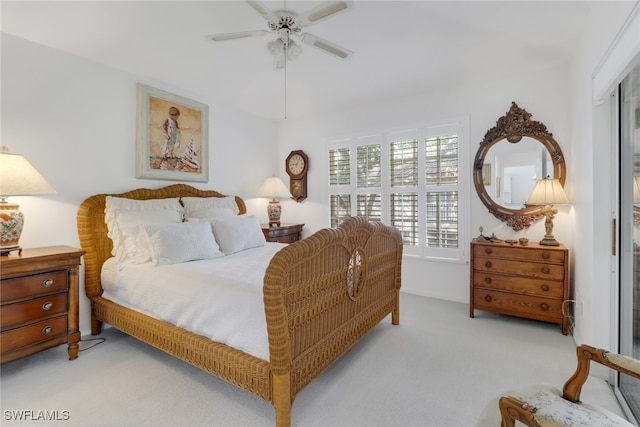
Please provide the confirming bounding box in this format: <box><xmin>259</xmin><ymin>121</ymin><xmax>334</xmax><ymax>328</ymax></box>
<box><xmin>497</xmin><ymin>345</ymin><xmax>640</xmax><ymax>427</ymax></box>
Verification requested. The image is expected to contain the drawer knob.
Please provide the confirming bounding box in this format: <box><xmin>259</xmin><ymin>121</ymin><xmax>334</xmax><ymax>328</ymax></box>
<box><xmin>541</xmin><ymin>267</ymin><xmax>550</xmax><ymax>274</ymax></box>
<box><xmin>542</xmin><ymin>252</ymin><xmax>550</xmax><ymax>260</ymax></box>
<box><xmin>42</xmin><ymin>278</ymin><xmax>54</xmax><ymax>287</ymax></box>
<box><xmin>42</xmin><ymin>326</ymin><xmax>53</xmax><ymax>335</ymax></box>
<box><xmin>484</xmin><ymin>248</ymin><xmax>493</xmax><ymax>255</ymax></box>
<box><xmin>484</xmin><ymin>295</ymin><xmax>493</xmax><ymax>303</ymax></box>
<box><xmin>541</xmin><ymin>285</ymin><xmax>550</xmax><ymax>292</ymax></box>
<box><xmin>484</xmin><ymin>261</ymin><xmax>492</xmax><ymax>268</ymax></box>
<box><xmin>540</xmin><ymin>303</ymin><xmax>549</xmax><ymax>311</ymax></box>
<box><xmin>42</xmin><ymin>301</ymin><xmax>53</xmax><ymax>310</ymax></box>
<box><xmin>484</xmin><ymin>277</ymin><xmax>492</xmax><ymax>284</ymax></box>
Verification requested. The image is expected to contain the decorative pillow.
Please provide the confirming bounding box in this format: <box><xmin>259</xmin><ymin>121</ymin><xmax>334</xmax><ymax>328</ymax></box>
<box><xmin>104</xmin><ymin>196</ymin><xmax>184</xmax><ymax>266</ymax></box>
<box><xmin>186</xmin><ymin>207</ymin><xmax>237</xmax><ymax>220</ymax></box>
<box><xmin>144</xmin><ymin>221</ymin><xmax>223</xmax><ymax>266</ymax></box>
<box><xmin>181</xmin><ymin>196</ymin><xmax>239</xmax><ymax>218</ymax></box>
<box><xmin>209</xmin><ymin>215</ymin><xmax>266</xmax><ymax>255</ymax></box>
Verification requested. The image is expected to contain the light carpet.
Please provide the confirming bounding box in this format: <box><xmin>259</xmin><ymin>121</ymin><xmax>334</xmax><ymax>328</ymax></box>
<box><xmin>0</xmin><ymin>293</ymin><xmax>627</xmax><ymax>426</ymax></box>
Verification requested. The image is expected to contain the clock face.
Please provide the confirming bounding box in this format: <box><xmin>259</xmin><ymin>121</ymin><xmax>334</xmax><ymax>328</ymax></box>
<box><xmin>288</xmin><ymin>154</ymin><xmax>305</xmax><ymax>176</ymax></box>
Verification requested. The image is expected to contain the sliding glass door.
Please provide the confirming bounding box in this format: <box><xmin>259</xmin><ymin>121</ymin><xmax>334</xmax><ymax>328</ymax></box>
<box><xmin>619</xmin><ymin>61</ymin><xmax>640</xmax><ymax>421</ymax></box>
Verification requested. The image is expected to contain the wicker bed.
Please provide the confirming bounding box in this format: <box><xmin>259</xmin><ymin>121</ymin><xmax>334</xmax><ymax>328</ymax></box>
<box><xmin>76</xmin><ymin>184</ymin><xmax>403</xmax><ymax>426</ymax></box>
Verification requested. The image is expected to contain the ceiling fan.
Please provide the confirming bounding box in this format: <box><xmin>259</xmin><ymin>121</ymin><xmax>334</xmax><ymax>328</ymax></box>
<box><xmin>210</xmin><ymin>0</ymin><xmax>354</xmax><ymax>69</ymax></box>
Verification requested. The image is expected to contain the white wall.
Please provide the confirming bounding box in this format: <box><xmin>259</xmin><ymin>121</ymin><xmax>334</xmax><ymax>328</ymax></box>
<box><xmin>277</xmin><ymin>64</ymin><xmax>573</xmax><ymax>303</ymax></box>
<box><xmin>2</xmin><ymin>34</ymin><xmax>279</xmax><ymax>336</ymax></box>
<box><xmin>569</xmin><ymin>1</ymin><xmax>637</xmax><ymax>349</ymax></box>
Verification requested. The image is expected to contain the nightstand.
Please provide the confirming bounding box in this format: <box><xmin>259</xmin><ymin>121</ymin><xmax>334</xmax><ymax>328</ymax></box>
<box><xmin>261</xmin><ymin>223</ymin><xmax>304</xmax><ymax>244</ymax></box>
<box><xmin>1</xmin><ymin>246</ymin><xmax>85</xmax><ymax>363</ymax></box>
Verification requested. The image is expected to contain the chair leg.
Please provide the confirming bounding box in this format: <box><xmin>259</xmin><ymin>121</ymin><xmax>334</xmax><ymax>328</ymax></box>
<box><xmin>499</xmin><ymin>396</ymin><xmax>537</xmax><ymax>427</ymax></box>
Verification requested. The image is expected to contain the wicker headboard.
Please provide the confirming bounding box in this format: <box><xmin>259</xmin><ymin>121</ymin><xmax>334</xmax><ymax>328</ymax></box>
<box><xmin>76</xmin><ymin>184</ymin><xmax>246</xmax><ymax>299</ymax></box>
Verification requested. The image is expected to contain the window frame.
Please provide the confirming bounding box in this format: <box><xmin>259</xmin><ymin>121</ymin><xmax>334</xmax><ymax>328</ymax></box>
<box><xmin>327</xmin><ymin>118</ymin><xmax>469</xmax><ymax>262</ymax></box>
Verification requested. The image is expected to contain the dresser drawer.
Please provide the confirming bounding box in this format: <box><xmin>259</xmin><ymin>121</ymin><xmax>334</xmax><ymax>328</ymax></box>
<box><xmin>0</xmin><ymin>293</ymin><xmax>68</xmax><ymax>331</ymax></box>
<box><xmin>269</xmin><ymin>234</ymin><xmax>300</xmax><ymax>244</ymax></box>
<box><xmin>262</xmin><ymin>224</ymin><xmax>304</xmax><ymax>243</ymax></box>
<box><xmin>473</xmin><ymin>257</ymin><xmax>565</xmax><ymax>280</ymax></box>
<box><xmin>472</xmin><ymin>272</ymin><xmax>564</xmax><ymax>298</ymax></box>
<box><xmin>474</xmin><ymin>288</ymin><xmax>564</xmax><ymax>321</ymax></box>
<box><xmin>0</xmin><ymin>315</ymin><xmax>68</xmax><ymax>354</ymax></box>
<box><xmin>1</xmin><ymin>270</ymin><xmax>68</xmax><ymax>303</ymax></box>
<box><xmin>473</xmin><ymin>244</ymin><xmax>565</xmax><ymax>264</ymax></box>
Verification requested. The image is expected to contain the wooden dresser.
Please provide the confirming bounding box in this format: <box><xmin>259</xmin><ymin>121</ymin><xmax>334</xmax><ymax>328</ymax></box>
<box><xmin>1</xmin><ymin>246</ymin><xmax>85</xmax><ymax>363</ymax></box>
<box><xmin>261</xmin><ymin>223</ymin><xmax>304</xmax><ymax>244</ymax></box>
<box><xmin>470</xmin><ymin>240</ymin><xmax>570</xmax><ymax>335</ymax></box>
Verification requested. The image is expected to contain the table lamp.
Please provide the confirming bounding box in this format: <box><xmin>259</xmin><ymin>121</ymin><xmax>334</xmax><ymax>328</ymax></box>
<box><xmin>526</xmin><ymin>177</ymin><xmax>569</xmax><ymax>246</ymax></box>
<box><xmin>0</xmin><ymin>146</ymin><xmax>56</xmax><ymax>255</ymax></box>
<box><xmin>257</xmin><ymin>175</ymin><xmax>291</xmax><ymax>227</ymax></box>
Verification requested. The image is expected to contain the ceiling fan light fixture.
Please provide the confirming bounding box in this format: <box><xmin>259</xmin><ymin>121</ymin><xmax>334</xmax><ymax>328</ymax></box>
<box><xmin>268</xmin><ymin>38</ymin><xmax>284</xmax><ymax>54</ymax></box>
<box><xmin>286</xmin><ymin>39</ymin><xmax>302</xmax><ymax>59</ymax></box>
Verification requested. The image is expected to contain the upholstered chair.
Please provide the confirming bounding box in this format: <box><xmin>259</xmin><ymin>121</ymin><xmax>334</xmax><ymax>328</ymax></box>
<box><xmin>498</xmin><ymin>344</ymin><xmax>640</xmax><ymax>427</ymax></box>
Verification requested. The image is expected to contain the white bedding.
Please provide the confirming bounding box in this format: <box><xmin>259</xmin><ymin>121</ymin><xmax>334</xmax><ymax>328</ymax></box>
<box><xmin>101</xmin><ymin>242</ymin><xmax>287</xmax><ymax>361</ymax></box>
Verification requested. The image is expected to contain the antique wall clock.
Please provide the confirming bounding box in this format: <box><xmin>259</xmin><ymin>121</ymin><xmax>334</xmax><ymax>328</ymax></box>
<box><xmin>285</xmin><ymin>150</ymin><xmax>309</xmax><ymax>202</ymax></box>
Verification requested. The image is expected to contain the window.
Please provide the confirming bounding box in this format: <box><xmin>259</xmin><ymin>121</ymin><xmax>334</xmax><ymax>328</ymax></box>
<box><xmin>328</xmin><ymin>121</ymin><xmax>467</xmax><ymax>260</ymax></box>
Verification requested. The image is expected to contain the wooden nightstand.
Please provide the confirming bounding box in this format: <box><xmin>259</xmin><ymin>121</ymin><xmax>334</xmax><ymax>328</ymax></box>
<box><xmin>470</xmin><ymin>240</ymin><xmax>570</xmax><ymax>335</ymax></box>
<box><xmin>261</xmin><ymin>223</ymin><xmax>304</xmax><ymax>244</ymax></box>
<box><xmin>1</xmin><ymin>246</ymin><xmax>85</xmax><ymax>363</ymax></box>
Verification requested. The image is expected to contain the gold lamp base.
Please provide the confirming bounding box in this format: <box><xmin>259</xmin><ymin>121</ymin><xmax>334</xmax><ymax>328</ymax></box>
<box><xmin>539</xmin><ymin>236</ymin><xmax>560</xmax><ymax>246</ymax></box>
<box><xmin>539</xmin><ymin>204</ymin><xmax>560</xmax><ymax>246</ymax></box>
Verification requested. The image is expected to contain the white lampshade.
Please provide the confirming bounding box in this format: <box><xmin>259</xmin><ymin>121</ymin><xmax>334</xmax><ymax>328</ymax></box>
<box><xmin>633</xmin><ymin>177</ymin><xmax>640</xmax><ymax>203</ymax></box>
<box><xmin>0</xmin><ymin>146</ymin><xmax>55</xmax><ymax>254</ymax></box>
<box><xmin>526</xmin><ymin>178</ymin><xmax>569</xmax><ymax>206</ymax></box>
<box><xmin>526</xmin><ymin>177</ymin><xmax>569</xmax><ymax>246</ymax></box>
<box><xmin>257</xmin><ymin>175</ymin><xmax>291</xmax><ymax>228</ymax></box>
<box><xmin>257</xmin><ymin>176</ymin><xmax>291</xmax><ymax>200</ymax></box>
<box><xmin>0</xmin><ymin>147</ymin><xmax>55</xmax><ymax>197</ymax></box>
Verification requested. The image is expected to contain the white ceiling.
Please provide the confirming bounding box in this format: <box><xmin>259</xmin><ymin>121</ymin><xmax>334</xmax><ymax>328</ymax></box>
<box><xmin>2</xmin><ymin>1</ymin><xmax>597</xmax><ymax>121</ymax></box>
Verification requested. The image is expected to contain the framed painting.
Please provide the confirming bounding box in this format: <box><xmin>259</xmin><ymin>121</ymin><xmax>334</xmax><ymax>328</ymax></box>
<box><xmin>482</xmin><ymin>163</ymin><xmax>491</xmax><ymax>185</ymax></box>
<box><xmin>136</xmin><ymin>83</ymin><xmax>209</xmax><ymax>182</ymax></box>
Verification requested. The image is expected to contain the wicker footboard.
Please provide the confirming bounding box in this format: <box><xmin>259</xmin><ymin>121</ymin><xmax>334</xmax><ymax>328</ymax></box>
<box><xmin>264</xmin><ymin>217</ymin><xmax>403</xmax><ymax>425</ymax></box>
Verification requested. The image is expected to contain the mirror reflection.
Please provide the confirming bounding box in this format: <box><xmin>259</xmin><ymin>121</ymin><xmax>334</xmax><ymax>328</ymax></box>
<box><xmin>483</xmin><ymin>137</ymin><xmax>553</xmax><ymax>209</ymax></box>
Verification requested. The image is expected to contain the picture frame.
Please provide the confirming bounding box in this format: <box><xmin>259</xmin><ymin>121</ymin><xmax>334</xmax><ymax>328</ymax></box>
<box><xmin>482</xmin><ymin>163</ymin><xmax>491</xmax><ymax>186</ymax></box>
<box><xmin>136</xmin><ymin>83</ymin><xmax>209</xmax><ymax>182</ymax></box>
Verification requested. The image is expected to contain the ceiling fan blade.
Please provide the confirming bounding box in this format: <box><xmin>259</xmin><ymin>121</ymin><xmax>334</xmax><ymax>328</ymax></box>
<box><xmin>210</xmin><ymin>30</ymin><xmax>268</xmax><ymax>42</ymax></box>
<box><xmin>299</xmin><ymin>1</ymin><xmax>353</xmax><ymax>26</ymax></box>
<box><xmin>245</xmin><ymin>0</ymin><xmax>276</xmax><ymax>21</ymax></box>
<box><xmin>299</xmin><ymin>33</ymin><xmax>353</xmax><ymax>60</ymax></box>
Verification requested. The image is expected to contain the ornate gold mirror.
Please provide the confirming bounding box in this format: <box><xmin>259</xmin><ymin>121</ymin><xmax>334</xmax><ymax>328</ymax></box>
<box><xmin>473</xmin><ymin>102</ymin><xmax>566</xmax><ymax>231</ymax></box>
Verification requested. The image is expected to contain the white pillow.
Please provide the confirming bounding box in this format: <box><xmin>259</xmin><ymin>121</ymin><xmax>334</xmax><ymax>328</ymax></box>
<box><xmin>181</xmin><ymin>196</ymin><xmax>239</xmax><ymax>217</ymax></box>
<box><xmin>187</xmin><ymin>207</ymin><xmax>237</xmax><ymax>220</ymax></box>
<box><xmin>104</xmin><ymin>196</ymin><xmax>184</xmax><ymax>266</ymax></box>
<box><xmin>210</xmin><ymin>215</ymin><xmax>266</xmax><ymax>255</ymax></box>
<box><xmin>144</xmin><ymin>221</ymin><xmax>223</xmax><ymax>266</ymax></box>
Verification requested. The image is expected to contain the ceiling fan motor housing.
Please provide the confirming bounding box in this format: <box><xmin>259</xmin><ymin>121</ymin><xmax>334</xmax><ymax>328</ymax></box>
<box><xmin>269</xmin><ymin>13</ymin><xmax>302</xmax><ymax>33</ymax></box>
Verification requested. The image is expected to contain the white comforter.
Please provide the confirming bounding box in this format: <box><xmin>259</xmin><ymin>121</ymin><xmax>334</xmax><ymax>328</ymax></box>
<box><xmin>101</xmin><ymin>242</ymin><xmax>287</xmax><ymax>361</ymax></box>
